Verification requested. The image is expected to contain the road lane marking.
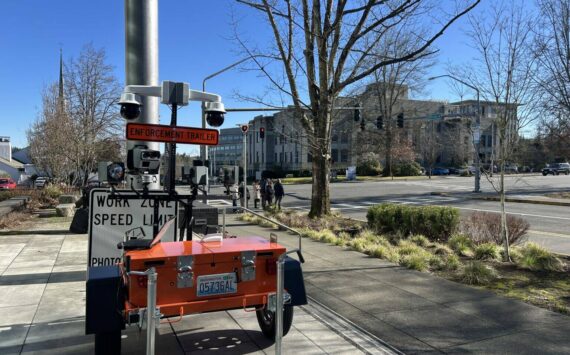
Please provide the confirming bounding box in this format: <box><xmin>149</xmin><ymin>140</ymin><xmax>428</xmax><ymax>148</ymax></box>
<box><xmin>528</xmin><ymin>230</ymin><xmax>570</xmax><ymax>239</ymax></box>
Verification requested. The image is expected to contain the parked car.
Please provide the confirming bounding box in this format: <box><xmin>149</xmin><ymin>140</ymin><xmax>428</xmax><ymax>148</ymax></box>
<box><xmin>432</xmin><ymin>167</ymin><xmax>450</xmax><ymax>175</ymax></box>
<box><xmin>34</xmin><ymin>177</ymin><xmax>49</xmax><ymax>188</ymax></box>
<box><xmin>542</xmin><ymin>163</ymin><xmax>570</xmax><ymax>176</ymax></box>
<box><xmin>448</xmin><ymin>167</ymin><xmax>460</xmax><ymax>175</ymax></box>
<box><xmin>504</xmin><ymin>165</ymin><xmax>519</xmax><ymax>174</ymax></box>
<box><xmin>0</xmin><ymin>178</ymin><xmax>17</xmax><ymax>189</ymax></box>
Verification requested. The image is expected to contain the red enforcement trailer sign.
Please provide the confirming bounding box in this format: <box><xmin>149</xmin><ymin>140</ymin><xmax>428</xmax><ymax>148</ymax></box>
<box><xmin>126</xmin><ymin>123</ymin><xmax>219</xmax><ymax>145</ymax></box>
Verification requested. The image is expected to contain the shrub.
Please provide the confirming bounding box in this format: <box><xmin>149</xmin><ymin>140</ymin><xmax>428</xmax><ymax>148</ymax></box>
<box><xmin>356</xmin><ymin>158</ymin><xmax>382</xmax><ymax>176</ymax></box>
<box><xmin>461</xmin><ymin>261</ymin><xmax>497</xmax><ymax>285</ymax></box>
<box><xmin>428</xmin><ymin>254</ymin><xmax>445</xmax><ymax>270</ymax></box>
<box><xmin>349</xmin><ymin>238</ymin><xmax>370</xmax><ymax>253</ymax></box>
<box><xmin>443</xmin><ymin>254</ymin><xmax>461</xmax><ymax>271</ymax></box>
<box><xmin>474</xmin><ymin>243</ymin><xmax>501</xmax><ymax>261</ymax></box>
<box><xmin>433</xmin><ymin>243</ymin><xmax>454</xmax><ymax>256</ymax></box>
<box><xmin>43</xmin><ymin>185</ymin><xmax>63</xmax><ymax>199</ymax></box>
<box><xmin>367</xmin><ymin>203</ymin><xmax>459</xmax><ymax>241</ymax></box>
<box><xmin>318</xmin><ymin>229</ymin><xmax>338</xmax><ymax>244</ymax></box>
<box><xmin>371</xmin><ymin>245</ymin><xmax>400</xmax><ymax>263</ymax></box>
<box><xmin>516</xmin><ymin>243</ymin><xmax>565</xmax><ymax>272</ymax></box>
<box><xmin>400</xmin><ymin>251</ymin><xmax>430</xmax><ymax>272</ymax></box>
<box><xmin>460</xmin><ymin>211</ymin><xmax>529</xmax><ymax>246</ymax></box>
<box><xmin>410</xmin><ymin>234</ymin><xmax>430</xmax><ymax>247</ymax></box>
<box><xmin>397</xmin><ymin>240</ymin><xmax>423</xmax><ymax>256</ymax></box>
<box><xmin>0</xmin><ymin>191</ymin><xmax>11</xmax><ymax>202</ymax></box>
<box><xmin>392</xmin><ymin>161</ymin><xmax>423</xmax><ymax>176</ymax></box>
<box><xmin>448</xmin><ymin>234</ymin><xmax>474</xmax><ymax>256</ymax></box>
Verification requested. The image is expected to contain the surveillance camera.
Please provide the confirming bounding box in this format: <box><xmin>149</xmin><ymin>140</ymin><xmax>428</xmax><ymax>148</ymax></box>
<box><xmin>118</xmin><ymin>93</ymin><xmax>142</xmax><ymax>120</ymax></box>
<box><xmin>127</xmin><ymin>145</ymin><xmax>161</xmax><ymax>174</ymax></box>
<box><xmin>205</xmin><ymin>101</ymin><xmax>226</xmax><ymax>127</ymax></box>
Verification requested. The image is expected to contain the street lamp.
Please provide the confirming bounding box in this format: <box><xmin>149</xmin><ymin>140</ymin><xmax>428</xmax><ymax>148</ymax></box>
<box><xmin>428</xmin><ymin>74</ymin><xmax>481</xmax><ymax>193</ymax></box>
<box><xmin>201</xmin><ymin>55</ymin><xmax>264</xmax><ymax>177</ymax></box>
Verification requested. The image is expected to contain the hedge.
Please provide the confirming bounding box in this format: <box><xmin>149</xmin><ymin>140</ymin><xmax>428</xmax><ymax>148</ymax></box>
<box><xmin>366</xmin><ymin>203</ymin><xmax>459</xmax><ymax>241</ymax></box>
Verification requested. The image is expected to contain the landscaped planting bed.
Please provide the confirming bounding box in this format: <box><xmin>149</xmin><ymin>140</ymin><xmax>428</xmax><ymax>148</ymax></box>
<box><xmin>237</xmin><ymin>205</ymin><xmax>570</xmax><ymax>315</ymax></box>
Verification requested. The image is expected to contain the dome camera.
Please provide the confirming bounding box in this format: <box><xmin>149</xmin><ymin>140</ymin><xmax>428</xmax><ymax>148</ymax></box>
<box><xmin>118</xmin><ymin>93</ymin><xmax>142</xmax><ymax>120</ymax></box>
<box><xmin>205</xmin><ymin>101</ymin><xmax>226</xmax><ymax>127</ymax></box>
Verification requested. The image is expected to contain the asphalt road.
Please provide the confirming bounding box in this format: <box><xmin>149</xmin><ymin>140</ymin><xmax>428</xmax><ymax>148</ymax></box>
<box><xmin>274</xmin><ymin>174</ymin><xmax>570</xmax><ymax>255</ymax></box>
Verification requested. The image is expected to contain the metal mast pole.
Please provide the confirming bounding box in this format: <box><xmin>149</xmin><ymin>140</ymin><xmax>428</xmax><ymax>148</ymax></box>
<box><xmin>125</xmin><ymin>0</ymin><xmax>160</xmax><ymax>190</ymax></box>
<box><xmin>243</xmin><ymin>130</ymin><xmax>248</xmax><ymax>209</ymax></box>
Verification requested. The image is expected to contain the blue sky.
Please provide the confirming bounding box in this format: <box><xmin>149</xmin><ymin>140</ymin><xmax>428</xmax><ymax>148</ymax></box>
<box><xmin>0</xmin><ymin>0</ymin><xmax>483</xmax><ymax>154</ymax></box>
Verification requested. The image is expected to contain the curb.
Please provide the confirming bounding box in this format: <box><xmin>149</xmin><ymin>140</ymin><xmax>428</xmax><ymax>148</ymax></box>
<box><xmin>471</xmin><ymin>196</ymin><xmax>570</xmax><ymax>207</ymax></box>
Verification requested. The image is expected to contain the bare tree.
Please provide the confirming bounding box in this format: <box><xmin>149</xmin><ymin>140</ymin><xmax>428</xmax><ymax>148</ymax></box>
<box><xmin>463</xmin><ymin>0</ymin><xmax>539</xmax><ymax>260</ymax></box>
<box><xmin>237</xmin><ymin>0</ymin><xmax>480</xmax><ymax>217</ymax></box>
<box><xmin>535</xmin><ymin>0</ymin><xmax>570</xmax><ymax>119</ymax></box>
<box><xmin>28</xmin><ymin>44</ymin><xmax>122</xmax><ymax>185</ymax></box>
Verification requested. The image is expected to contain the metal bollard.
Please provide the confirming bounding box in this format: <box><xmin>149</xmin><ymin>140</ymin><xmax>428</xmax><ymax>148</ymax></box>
<box><xmin>222</xmin><ymin>208</ymin><xmax>226</xmax><ymax>236</ymax></box>
<box><xmin>130</xmin><ymin>268</ymin><xmax>158</xmax><ymax>355</ymax></box>
<box><xmin>146</xmin><ymin>267</ymin><xmax>158</xmax><ymax>355</ymax></box>
<box><xmin>275</xmin><ymin>257</ymin><xmax>285</xmax><ymax>355</ymax></box>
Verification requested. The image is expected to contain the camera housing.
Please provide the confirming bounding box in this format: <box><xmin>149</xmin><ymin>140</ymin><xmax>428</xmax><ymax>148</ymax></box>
<box><xmin>127</xmin><ymin>145</ymin><xmax>161</xmax><ymax>174</ymax></box>
<box><xmin>119</xmin><ymin>93</ymin><xmax>142</xmax><ymax>120</ymax></box>
<box><xmin>98</xmin><ymin>161</ymin><xmax>125</xmax><ymax>185</ymax></box>
<box><xmin>205</xmin><ymin>101</ymin><xmax>226</xmax><ymax>127</ymax></box>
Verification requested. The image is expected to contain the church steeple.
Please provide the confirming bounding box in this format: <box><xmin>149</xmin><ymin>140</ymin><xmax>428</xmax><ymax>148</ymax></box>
<box><xmin>58</xmin><ymin>48</ymin><xmax>65</xmax><ymax>109</ymax></box>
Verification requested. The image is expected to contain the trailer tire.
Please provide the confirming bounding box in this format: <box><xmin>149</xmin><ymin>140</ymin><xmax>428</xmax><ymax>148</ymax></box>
<box><xmin>256</xmin><ymin>305</ymin><xmax>294</xmax><ymax>340</ymax></box>
<box><xmin>95</xmin><ymin>330</ymin><xmax>121</xmax><ymax>355</ymax></box>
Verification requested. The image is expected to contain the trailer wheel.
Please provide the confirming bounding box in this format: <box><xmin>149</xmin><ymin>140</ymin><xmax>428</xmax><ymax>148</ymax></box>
<box><xmin>95</xmin><ymin>330</ymin><xmax>121</xmax><ymax>355</ymax></box>
<box><xmin>256</xmin><ymin>305</ymin><xmax>294</xmax><ymax>339</ymax></box>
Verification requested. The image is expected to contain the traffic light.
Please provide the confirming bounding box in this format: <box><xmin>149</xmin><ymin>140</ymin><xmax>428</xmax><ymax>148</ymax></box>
<box><xmin>376</xmin><ymin>115</ymin><xmax>383</xmax><ymax>130</ymax></box>
<box><xmin>260</xmin><ymin>127</ymin><xmax>265</xmax><ymax>139</ymax></box>
<box><xmin>397</xmin><ymin>113</ymin><xmax>404</xmax><ymax>128</ymax></box>
<box><xmin>354</xmin><ymin>108</ymin><xmax>361</xmax><ymax>122</ymax></box>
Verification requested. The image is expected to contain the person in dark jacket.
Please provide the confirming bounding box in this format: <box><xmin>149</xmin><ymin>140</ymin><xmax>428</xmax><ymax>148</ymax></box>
<box><xmin>274</xmin><ymin>179</ymin><xmax>284</xmax><ymax>209</ymax></box>
<box><xmin>265</xmin><ymin>180</ymin><xmax>274</xmax><ymax>208</ymax></box>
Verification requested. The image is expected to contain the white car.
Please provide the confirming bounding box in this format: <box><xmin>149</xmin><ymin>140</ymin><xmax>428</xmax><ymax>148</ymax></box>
<box><xmin>34</xmin><ymin>177</ymin><xmax>48</xmax><ymax>188</ymax></box>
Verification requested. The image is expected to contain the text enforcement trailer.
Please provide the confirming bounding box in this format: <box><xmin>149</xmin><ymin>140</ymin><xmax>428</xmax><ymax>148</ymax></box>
<box><xmin>128</xmin><ymin>126</ymin><xmax>217</xmax><ymax>141</ymax></box>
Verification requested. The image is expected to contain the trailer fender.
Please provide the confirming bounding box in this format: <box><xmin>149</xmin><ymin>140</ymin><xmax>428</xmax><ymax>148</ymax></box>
<box><xmin>284</xmin><ymin>256</ymin><xmax>307</xmax><ymax>306</ymax></box>
<box><xmin>85</xmin><ymin>266</ymin><xmax>125</xmax><ymax>334</ymax></box>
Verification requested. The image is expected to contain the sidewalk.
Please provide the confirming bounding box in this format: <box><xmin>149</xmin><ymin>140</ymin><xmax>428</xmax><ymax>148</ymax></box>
<box><xmin>471</xmin><ymin>193</ymin><xmax>570</xmax><ymax>207</ymax></box>
<box><xmin>227</xmin><ymin>215</ymin><xmax>570</xmax><ymax>354</ymax></box>
<box><xmin>0</xmin><ymin>218</ymin><xmax>379</xmax><ymax>354</ymax></box>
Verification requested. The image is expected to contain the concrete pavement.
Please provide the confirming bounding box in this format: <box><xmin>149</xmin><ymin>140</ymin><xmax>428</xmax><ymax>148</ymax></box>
<box><xmin>0</xmin><ymin>218</ymin><xmax>383</xmax><ymax>354</ymax></box>
<box><xmin>227</xmin><ymin>215</ymin><xmax>570</xmax><ymax>354</ymax></box>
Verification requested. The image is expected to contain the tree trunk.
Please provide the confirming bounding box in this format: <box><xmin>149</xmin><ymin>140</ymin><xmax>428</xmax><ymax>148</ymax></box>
<box><xmin>499</xmin><ymin>135</ymin><xmax>511</xmax><ymax>261</ymax></box>
<box><xmin>309</xmin><ymin>148</ymin><xmax>330</xmax><ymax>217</ymax></box>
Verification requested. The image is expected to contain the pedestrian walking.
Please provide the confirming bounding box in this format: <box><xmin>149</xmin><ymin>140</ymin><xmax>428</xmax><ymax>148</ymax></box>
<box><xmin>274</xmin><ymin>179</ymin><xmax>284</xmax><ymax>209</ymax></box>
<box><xmin>260</xmin><ymin>177</ymin><xmax>267</xmax><ymax>209</ymax></box>
<box><xmin>253</xmin><ymin>180</ymin><xmax>261</xmax><ymax>209</ymax></box>
<box><xmin>231</xmin><ymin>183</ymin><xmax>239</xmax><ymax>212</ymax></box>
<box><xmin>265</xmin><ymin>180</ymin><xmax>274</xmax><ymax>208</ymax></box>
<box><xmin>238</xmin><ymin>181</ymin><xmax>250</xmax><ymax>208</ymax></box>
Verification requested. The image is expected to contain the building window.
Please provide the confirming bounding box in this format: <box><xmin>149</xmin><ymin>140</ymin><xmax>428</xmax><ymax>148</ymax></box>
<box><xmin>256</xmin><ymin>152</ymin><xmax>259</xmax><ymax>163</ymax></box>
<box><xmin>308</xmin><ymin>153</ymin><xmax>312</xmax><ymax>163</ymax></box>
<box><xmin>341</xmin><ymin>133</ymin><xmax>348</xmax><ymax>143</ymax></box>
<box><xmin>332</xmin><ymin>134</ymin><xmax>338</xmax><ymax>142</ymax></box>
<box><xmin>275</xmin><ymin>153</ymin><xmax>277</xmax><ymax>162</ymax></box>
<box><xmin>295</xmin><ymin>150</ymin><xmax>299</xmax><ymax>163</ymax></box>
<box><xmin>290</xmin><ymin>152</ymin><xmax>292</xmax><ymax>162</ymax></box>
<box><xmin>331</xmin><ymin>149</ymin><xmax>338</xmax><ymax>163</ymax></box>
<box><xmin>341</xmin><ymin>149</ymin><xmax>348</xmax><ymax>162</ymax></box>
<box><xmin>280</xmin><ymin>152</ymin><xmax>283</xmax><ymax>162</ymax></box>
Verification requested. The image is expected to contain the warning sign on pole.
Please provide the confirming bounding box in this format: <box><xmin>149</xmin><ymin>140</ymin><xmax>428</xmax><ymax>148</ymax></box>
<box><xmin>126</xmin><ymin>122</ymin><xmax>219</xmax><ymax>145</ymax></box>
<box><xmin>88</xmin><ymin>189</ymin><xmax>178</xmax><ymax>266</ymax></box>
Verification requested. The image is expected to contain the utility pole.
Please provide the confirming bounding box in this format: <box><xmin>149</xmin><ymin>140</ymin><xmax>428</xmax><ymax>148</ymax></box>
<box><xmin>125</xmin><ymin>0</ymin><xmax>160</xmax><ymax>190</ymax></box>
<box><xmin>240</xmin><ymin>124</ymin><xmax>249</xmax><ymax>209</ymax></box>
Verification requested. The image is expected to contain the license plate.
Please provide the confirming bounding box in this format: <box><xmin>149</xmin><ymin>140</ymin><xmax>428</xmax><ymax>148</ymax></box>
<box><xmin>197</xmin><ymin>273</ymin><xmax>237</xmax><ymax>297</ymax></box>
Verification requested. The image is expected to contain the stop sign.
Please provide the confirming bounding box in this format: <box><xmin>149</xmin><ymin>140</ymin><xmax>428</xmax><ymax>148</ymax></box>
<box><xmin>241</xmin><ymin>124</ymin><xmax>249</xmax><ymax>133</ymax></box>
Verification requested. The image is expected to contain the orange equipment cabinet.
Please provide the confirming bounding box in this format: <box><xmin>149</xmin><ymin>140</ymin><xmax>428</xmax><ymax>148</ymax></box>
<box><xmin>123</xmin><ymin>237</ymin><xmax>286</xmax><ymax>317</ymax></box>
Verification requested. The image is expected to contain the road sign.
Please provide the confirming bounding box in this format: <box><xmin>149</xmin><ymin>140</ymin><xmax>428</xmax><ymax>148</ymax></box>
<box><xmin>88</xmin><ymin>189</ymin><xmax>178</xmax><ymax>266</ymax></box>
<box><xmin>241</xmin><ymin>124</ymin><xmax>249</xmax><ymax>133</ymax></box>
<box><xmin>126</xmin><ymin>123</ymin><xmax>219</xmax><ymax>145</ymax></box>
